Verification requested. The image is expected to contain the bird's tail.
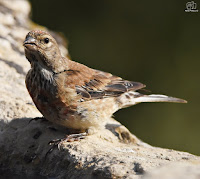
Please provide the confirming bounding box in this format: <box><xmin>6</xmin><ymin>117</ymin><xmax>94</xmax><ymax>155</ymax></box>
<box><xmin>118</xmin><ymin>91</ymin><xmax>187</xmax><ymax>108</ymax></box>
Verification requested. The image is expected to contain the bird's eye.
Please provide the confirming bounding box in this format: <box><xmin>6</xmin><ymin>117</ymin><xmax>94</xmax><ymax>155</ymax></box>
<box><xmin>44</xmin><ymin>38</ymin><xmax>49</xmax><ymax>44</ymax></box>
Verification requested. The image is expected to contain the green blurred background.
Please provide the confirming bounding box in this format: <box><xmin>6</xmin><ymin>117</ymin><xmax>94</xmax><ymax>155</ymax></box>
<box><xmin>29</xmin><ymin>0</ymin><xmax>200</xmax><ymax>155</ymax></box>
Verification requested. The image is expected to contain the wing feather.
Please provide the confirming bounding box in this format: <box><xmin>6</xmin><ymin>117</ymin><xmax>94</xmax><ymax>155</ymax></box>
<box><xmin>65</xmin><ymin>60</ymin><xmax>145</xmax><ymax>100</ymax></box>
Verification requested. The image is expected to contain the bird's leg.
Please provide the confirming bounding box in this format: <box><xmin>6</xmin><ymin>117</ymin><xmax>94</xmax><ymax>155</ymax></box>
<box><xmin>45</xmin><ymin>132</ymin><xmax>87</xmax><ymax>157</ymax></box>
<box><xmin>28</xmin><ymin>117</ymin><xmax>47</xmax><ymax>124</ymax></box>
<box><xmin>49</xmin><ymin>132</ymin><xmax>87</xmax><ymax>144</ymax></box>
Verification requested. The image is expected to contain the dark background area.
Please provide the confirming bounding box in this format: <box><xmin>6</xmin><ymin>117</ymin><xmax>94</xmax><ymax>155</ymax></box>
<box><xmin>29</xmin><ymin>0</ymin><xmax>200</xmax><ymax>155</ymax></box>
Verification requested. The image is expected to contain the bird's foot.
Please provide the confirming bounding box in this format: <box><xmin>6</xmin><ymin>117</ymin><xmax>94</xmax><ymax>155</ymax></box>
<box><xmin>46</xmin><ymin>132</ymin><xmax>87</xmax><ymax>157</ymax></box>
<box><xmin>29</xmin><ymin>117</ymin><xmax>47</xmax><ymax>124</ymax></box>
<box><xmin>49</xmin><ymin>132</ymin><xmax>87</xmax><ymax>144</ymax></box>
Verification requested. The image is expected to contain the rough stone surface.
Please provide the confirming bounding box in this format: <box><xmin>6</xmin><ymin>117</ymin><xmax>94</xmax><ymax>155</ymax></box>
<box><xmin>0</xmin><ymin>0</ymin><xmax>200</xmax><ymax>178</ymax></box>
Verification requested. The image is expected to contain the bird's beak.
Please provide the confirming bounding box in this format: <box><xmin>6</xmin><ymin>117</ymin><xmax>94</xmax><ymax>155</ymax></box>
<box><xmin>23</xmin><ymin>36</ymin><xmax>37</xmax><ymax>50</ymax></box>
<box><xmin>23</xmin><ymin>36</ymin><xmax>36</xmax><ymax>45</ymax></box>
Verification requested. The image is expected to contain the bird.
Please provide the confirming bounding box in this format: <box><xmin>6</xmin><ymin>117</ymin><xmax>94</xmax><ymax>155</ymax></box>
<box><xmin>23</xmin><ymin>30</ymin><xmax>187</xmax><ymax>142</ymax></box>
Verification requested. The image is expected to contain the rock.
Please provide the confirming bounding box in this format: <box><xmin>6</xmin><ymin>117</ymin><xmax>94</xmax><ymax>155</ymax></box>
<box><xmin>0</xmin><ymin>0</ymin><xmax>199</xmax><ymax>178</ymax></box>
<box><xmin>143</xmin><ymin>163</ymin><xmax>200</xmax><ymax>179</ymax></box>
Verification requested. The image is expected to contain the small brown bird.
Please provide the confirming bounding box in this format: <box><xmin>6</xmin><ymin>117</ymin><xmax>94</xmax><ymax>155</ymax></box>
<box><xmin>23</xmin><ymin>30</ymin><xmax>187</xmax><ymax>141</ymax></box>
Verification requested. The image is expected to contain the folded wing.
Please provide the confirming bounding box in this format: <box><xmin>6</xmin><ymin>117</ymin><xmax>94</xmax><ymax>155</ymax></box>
<box><xmin>65</xmin><ymin>60</ymin><xmax>145</xmax><ymax>100</ymax></box>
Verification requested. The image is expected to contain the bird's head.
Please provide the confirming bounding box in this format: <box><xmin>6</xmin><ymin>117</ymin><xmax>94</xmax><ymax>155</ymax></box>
<box><xmin>23</xmin><ymin>30</ymin><xmax>65</xmax><ymax>73</ymax></box>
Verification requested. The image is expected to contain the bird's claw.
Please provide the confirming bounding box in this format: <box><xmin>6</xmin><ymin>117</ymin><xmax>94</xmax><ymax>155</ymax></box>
<box><xmin>45</xmin><ymin>132</ymin><xmax>87</xmax><ymax>157</ymax></box>
<box><xmin>49</xmin><ymin>132</ymin><xmax>87</xmax><ymax>145</ymax></box>
<box><xmin>28</xmin><ymin>117</ymin><xmax>47</xmax><ymax>124</ymax></box>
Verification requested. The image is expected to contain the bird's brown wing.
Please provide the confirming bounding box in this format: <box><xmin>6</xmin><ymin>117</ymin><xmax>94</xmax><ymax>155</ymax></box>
<box><xmin>65</xmin><ymin>60</ymin><xmax>145</xmax><ymax>100</ymax></box>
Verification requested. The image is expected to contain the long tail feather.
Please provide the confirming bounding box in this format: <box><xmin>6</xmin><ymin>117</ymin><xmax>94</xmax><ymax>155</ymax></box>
<box><xmin>118</xmin><ymin>92</ymin><xmax>187</xmax><ymax>108</ymax></box>
<box><xmin>134</xmin><ymin>94</ymin><xmax>187</xmax><ymax>103</ymax></box>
